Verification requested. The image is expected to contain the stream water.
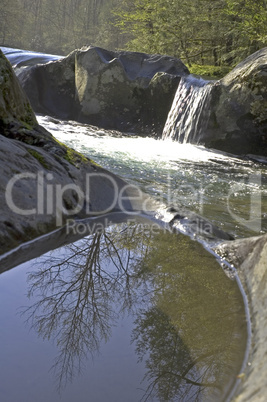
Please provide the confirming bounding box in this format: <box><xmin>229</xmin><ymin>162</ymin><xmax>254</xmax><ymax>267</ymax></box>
<box><xmin>0</xmin><ymin>222</ymin><xmax>249</xmax><ymax>402</ymax></box>
<box><xmin>162</xmin><ymin>76</ymin><xmax>212</xmax><ymax>144</ymax></box>
<box><xmin>0</xmin><ymin>47</ymin><xmax>265</xmax><ymax>401</ymax></box>
<box><xmin>38</xmin><ymin>115</ymin><xmax>267</xmax><ymax>240</ymax></box>
<box><xmin>0</xmin><ymin>115</ymin><xmax>257</xmax><ymax>402</ymax></box>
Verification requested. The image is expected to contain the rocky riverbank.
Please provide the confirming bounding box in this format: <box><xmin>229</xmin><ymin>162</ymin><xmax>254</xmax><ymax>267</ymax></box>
<box><xmin>214</xmin><ymin>235</ymin><xmax>267</xmax><ymax>401</ymax></box>
<box><xmin>0</xmin><ymin>49</ymin><xmax>152</xmax><ymax>254</ymax></box>
<box><xmin>1</xmin><ymin>45</ymin><xmax>267</xmax><ymax>401</ymax></box>
<box><xmin>12</xmin><ymin>45</ymin><xmax>267</xmax><ymax>156</ymax></box>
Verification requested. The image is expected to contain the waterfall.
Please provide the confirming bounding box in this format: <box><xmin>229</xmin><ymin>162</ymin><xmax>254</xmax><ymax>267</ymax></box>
<box><xmin>162</xmin><ymin>75</ymin><xmax>213</xmax><ymax>144</ymax></box>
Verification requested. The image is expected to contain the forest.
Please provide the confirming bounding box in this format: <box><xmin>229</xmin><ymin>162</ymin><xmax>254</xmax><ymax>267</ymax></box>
<box><xmin>1</xmin><ymin>0</ymin><xmax>267</xmax><ymax>74</ymax></box>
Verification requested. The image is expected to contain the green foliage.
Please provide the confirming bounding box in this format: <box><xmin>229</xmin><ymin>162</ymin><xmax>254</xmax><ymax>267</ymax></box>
<box><xmin>189</xmin><ymin>64</ymin><xmax>232</xmax><ymax>79</ymax></box>
<box><xmin>114</xmin><ymin>0</ymin><xmax>267</xmax><ymax>66</ymax></box>
<box><xmin>1</xmin><ymin>0</ymin><xmax>266</xmax><ymax>66</ymax></box>
<box><xmin>0</xmin><ymin>0</ymin><xmax>123</xmax><ymax>54</ymax></box>
<box><xmin>223</xmin><ymin>0</ymin><xmax>267</xmax><ymax>63</ymax></box>
<box><xmin>114</xmin><ymin>0</ymin><xmax>232</xmax><ymax>66</ymax></box>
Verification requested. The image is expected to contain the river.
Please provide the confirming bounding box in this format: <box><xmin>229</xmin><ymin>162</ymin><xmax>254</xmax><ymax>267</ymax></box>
<box><xmin>0</xmin><ymin>47</ymin><xmax>263</xmax><ymax>402</ymax></box>
<box><xmin>37</xmin><ymin>114</ymin><xmax>267</xmax><ymax>240</ymax></box>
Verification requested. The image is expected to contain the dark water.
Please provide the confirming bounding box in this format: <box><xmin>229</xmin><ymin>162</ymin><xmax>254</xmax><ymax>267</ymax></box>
<box><xmin>0</xmin><ymin>48</ymin><xmax>251</xmax><ymax>401</ymax></box>
<box><xmin>0</xmin><ymin>222</ymin><xmax>248</xmax><ymax>402</ymax></box>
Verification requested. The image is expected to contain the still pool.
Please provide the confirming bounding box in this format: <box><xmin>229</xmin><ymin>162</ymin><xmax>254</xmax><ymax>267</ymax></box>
<box><xmin>0</xmin><ymin>222</ymin><xmax>249</xmax><ymax>402</ymax></box>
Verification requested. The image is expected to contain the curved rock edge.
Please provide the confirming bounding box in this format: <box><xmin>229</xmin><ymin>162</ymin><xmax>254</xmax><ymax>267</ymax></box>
<box><xmin>213</xmin><ymin>234</ymin><xmax>267</xmax><ymax>401</ymax></box>
<box><xmin>0</xmin><ymin>212</ymin><xmax>169</xmax><ymax>274</ymax></box>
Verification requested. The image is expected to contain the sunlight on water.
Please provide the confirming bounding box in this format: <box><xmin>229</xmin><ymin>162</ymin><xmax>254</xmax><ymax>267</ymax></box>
<box><xmin>37</xmin><ymin>115</ymin><xmax>239</xmax><ymax>164</ymax></box>
<box><xmin>37</xmin><ymin>115</ymin><xmax>267</xmax><ymax>238</ymax></box>
<box><xmin>0</xmin><ymin>48</ymin><xmax>252</xmax><ymax>402</ymax></box>
<box><xmin>162</xmin><ymin>76</ymin><xmax>213</xmax><ymax>143</ymax></box>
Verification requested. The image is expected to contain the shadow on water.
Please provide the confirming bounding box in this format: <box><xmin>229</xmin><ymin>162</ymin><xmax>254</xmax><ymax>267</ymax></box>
<box><xmin>9</xmin><ymin>221</ymin><xmax>249</xmax><ymax>402</ymax></box>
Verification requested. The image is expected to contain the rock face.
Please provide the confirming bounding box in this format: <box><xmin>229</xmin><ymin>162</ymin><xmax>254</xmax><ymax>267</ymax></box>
<box><xmin>17</xmin><ymin>46</ymin><xmax>189</xmax><ymax>135</ymax></box>
<box><xmin>0</xmin><ymin>49</ymin><xmax>37</xmax><ymax>128</ymax></box>
<box><xmin>201</xmin><ymin>48</ymin><xmax>267</xmax><ymax>155</ymax></box>
<box><xmin>214</xmin><ymin>234</ymin><xmax>267</xmax><ymax>401</ymax></box>
<box><xmin>0</xmin><ymin>50</ymin><xmax>153</xmax><ymax>255</ymax></box>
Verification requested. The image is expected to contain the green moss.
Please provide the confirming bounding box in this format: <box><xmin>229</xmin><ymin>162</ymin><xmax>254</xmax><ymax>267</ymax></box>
<box><xmin>21</xmin><ymin>101</ymin><xmax>37</xmax><ymax>127</ymax></box>
<box><xmin>27</xmin><ymin>148</ymin><xmax>50</xmax><ymax>169</ymax></box>
<box><xmin>64</xmin><ymin>146</ymin><xmax>87</xmax><ymax>165</ymax></box>
<box><xmin>189</xmin><ymin>64</ymin><xmax>232</xmax><ymax>79</ymax></box>
<box><xmin>53</xmin><ymin>138</ymin><xmax>100</xmax><ymax>167</ymax></box>
<box><xmin>20</xmin><ymin>119</ymin><xmax>35</xmax><ymax>131</ymax></box>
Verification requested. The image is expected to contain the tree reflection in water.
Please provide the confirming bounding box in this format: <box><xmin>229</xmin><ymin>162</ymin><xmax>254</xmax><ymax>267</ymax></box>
<box><xmin>21</xmin><ymin>222</ymin><xmax>247</xmax><ymax>401</ymax></box>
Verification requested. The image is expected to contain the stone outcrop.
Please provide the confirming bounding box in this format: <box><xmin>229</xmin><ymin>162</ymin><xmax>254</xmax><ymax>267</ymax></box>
<box><xmin>202</xmin><ymin>48</ymin><xmax>267</xmax><ymax>156</ymax></box>
<box><xmin>0</xmin><ymin>50</ymin><xmax>153</xmax><ymax>255</ymax></box>
<box><xmin>214</xmin><ymin>234</ymin><xmax>267</xmax><ymax>401</ymax></box>
<box><xmin>17</xmin><ymin>46</ymin><xmax>189</xmax><ymax>135</ymax></box>
<box><xmin>0</xmin><ymin>49</ymin><xmax>37</xmax><ymax>128</ymax></box>
<box><xmin>6</xmin><ymin>45</ymin><xmax>267</xmax><ymax>155</ymax></box>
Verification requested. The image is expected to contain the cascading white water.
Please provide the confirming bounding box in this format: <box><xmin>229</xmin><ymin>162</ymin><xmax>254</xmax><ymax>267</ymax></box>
<box><xmin>162</xmin><ymin>75</ymin><xmax>213</xmax><ymax>143</ymax></box>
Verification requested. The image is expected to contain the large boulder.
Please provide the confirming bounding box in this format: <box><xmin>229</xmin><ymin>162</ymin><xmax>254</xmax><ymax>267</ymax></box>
<box><xmin>17</xmin><ymin>46</ymin><xmax>189</xmax><ymax>135</ymax></box>
<box><xmin>202</xmin><ymin>48</ymin><xmax>267</xmax><ymax>155</ymax></box>
<box><xmin>0</xmin><ymin>50</ymin><xmax>153</xmax><ymax>256</ymax></box>
<box><xmin>0</xmin><ymin>49</ymin><xmax>37</xmax><ymax>128</ymax></box>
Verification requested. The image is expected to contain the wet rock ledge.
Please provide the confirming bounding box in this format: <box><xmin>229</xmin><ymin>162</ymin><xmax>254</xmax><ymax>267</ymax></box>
<box><xmin>0</xmin><ymin>49</ymin><xmax>147</xmax><ymax>254</ymax></box>
<box><xmin>214</xmin><ymin>235</ymin><xmax>267</xmax><ymax>401</ymax></box>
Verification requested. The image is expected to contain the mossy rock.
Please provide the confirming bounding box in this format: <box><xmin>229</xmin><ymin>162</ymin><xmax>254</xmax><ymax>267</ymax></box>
<box><xmin>27</xmin><ymin>148</ymin><xmax>50</xmax><ymax>169</ymax></box>
<box><xmin>202</xmin><ymin>48</ymin><xmax>267</xmax><ymax>156</ymax></box>
<box><xmin>0</xmin><ymin>50</ymin><xmax>37</xmax><ymax>128</ymax></box>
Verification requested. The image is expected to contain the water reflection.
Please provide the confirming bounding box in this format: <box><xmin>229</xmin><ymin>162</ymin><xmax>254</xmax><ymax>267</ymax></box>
<box><xmin>21</xmin><ymin>222</ymin><xmax>247</xmax><ymax>401</ymax></box>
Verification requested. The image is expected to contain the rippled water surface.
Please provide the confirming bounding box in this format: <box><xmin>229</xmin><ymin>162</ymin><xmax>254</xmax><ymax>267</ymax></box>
<box><xmin>38</xmin><ymin>115</ymin><xmax>267</xmax><ymax>238</ymax></box>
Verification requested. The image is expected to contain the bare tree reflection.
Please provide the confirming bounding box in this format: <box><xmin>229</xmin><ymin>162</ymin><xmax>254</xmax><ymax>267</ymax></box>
<box><xmin>22</xmin><ymin>223</ymin><xmax>151</xmax><ymax>389</ymax></box>
<box><xmin>20</xmin><ymin>222</ymin><xmax>247</xmax><ymax>400</ymax></box>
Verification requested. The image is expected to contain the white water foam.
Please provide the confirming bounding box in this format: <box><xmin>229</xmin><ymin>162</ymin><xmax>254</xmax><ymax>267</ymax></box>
<box><xmin>162</xmin><ymin>75</ymin><xmax>213</xmax><ymax>144</ymax></box>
